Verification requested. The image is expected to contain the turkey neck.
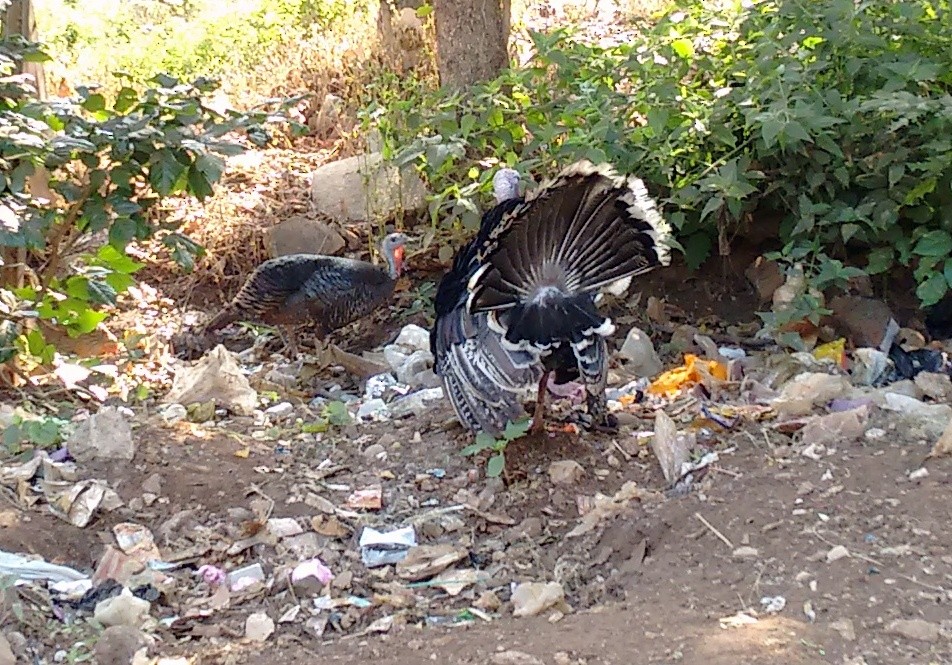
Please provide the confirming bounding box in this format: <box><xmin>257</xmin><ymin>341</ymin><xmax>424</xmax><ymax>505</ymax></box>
<box><xmin>383</xmin><ymin>244</ymin><xmax>404</xmax><ymax>279</ymax></box>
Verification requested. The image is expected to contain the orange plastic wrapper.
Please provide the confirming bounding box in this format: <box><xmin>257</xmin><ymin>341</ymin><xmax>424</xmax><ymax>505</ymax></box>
<box><xmin>647</xmin><ymin>354</ymin><xmax>728</xmax><ymax>398</ymax></box>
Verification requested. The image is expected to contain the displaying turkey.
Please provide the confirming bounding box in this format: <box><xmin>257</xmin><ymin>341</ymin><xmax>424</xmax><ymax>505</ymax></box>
<box><xmin>203</xmin><ymin>232</ymin><xmax>409</xmax><ymax>355</ymax></box>
<box><xmin>431</xmin><ymin>161</ymin><xmax>672</xmax><ymax>437</ymax></box>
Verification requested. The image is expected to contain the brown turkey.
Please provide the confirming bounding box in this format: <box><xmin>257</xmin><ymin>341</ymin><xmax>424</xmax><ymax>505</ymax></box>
<box><xmin>203</xmin><ymin>232</ymin><xmax>409</xmax><ymax>355</ymax></box>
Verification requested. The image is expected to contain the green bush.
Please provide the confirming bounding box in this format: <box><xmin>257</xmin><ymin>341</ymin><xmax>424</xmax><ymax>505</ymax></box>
<box><xmin>0</xmin><ymin>35</ymin><xmax>290</xmax><ymax>367</ymax></box>
<box><xmin>364</xmin><ymin>0</ymin><xmax>952</xmax><ymax>311</ymax></box>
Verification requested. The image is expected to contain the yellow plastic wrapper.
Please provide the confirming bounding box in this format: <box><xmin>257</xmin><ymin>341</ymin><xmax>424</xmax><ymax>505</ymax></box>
<box><xmin>812</xmin><ymin>338</ymin><xmax>847</xmax><ymax>368</ymax></box>
<box><xmin>647</xmin><ymin>354</ymin><xmax>728</xmax><ymax>397</ymax></box>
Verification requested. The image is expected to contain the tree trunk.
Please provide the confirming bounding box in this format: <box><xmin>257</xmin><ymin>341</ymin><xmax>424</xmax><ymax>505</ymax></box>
<box><xmin>1</xmin><ymin>0</ymin><xmax>46</xmax><ymax>100</ymax></box>
<box><xmin>433</xmin><ymin>0</ymin><xmax>510</xmax><ymax>90</ymax></box>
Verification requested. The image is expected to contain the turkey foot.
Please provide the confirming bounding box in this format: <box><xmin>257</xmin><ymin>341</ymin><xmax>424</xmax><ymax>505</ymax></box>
<box><xmin>569</xmin><ymin>410</ymin><xmax>619</xmax><ymax>433</ymax></box>
<box><xmin>530</xmin><ymin>370</ymin><xmax>551</xmax><ymax>434</ymax></box>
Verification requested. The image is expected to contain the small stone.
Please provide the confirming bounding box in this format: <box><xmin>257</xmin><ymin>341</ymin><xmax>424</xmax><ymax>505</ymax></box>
<box><xmin>908</xmin><ymin>467</ymin><xmax>929</xmax><ymax>481</ymax></box>
<box><xmin>94</xmin><ymin>589</ymin><xmax>151</xmax><ymax>628</ymax></box>
<box><xmin>619</xmin><ymin>326</ymin><xmax>663</xmax><ymax>376</ymax></box>
<box><xmin>67</xmin><ymin>406</ymin><xmax>136</xmax><ymax>463</ymax></box>
<box><xmin>914</xmin><ymin>371</ymin><xmax>952</xmax><ymax>402</ymax></box>
<box><xmin>732</xmin><ymin>546</ymin><xmax>759</xmax><ymax>559</ymax></box>
<box><xmin>264</xmin><ymin>402</ymin><xmax>294</xmax><ymax>419</ymax></box>
<box><xmin>245</xmin><ymin>612</ymin><xmax>275</xmax><ymax>642</ymax></box>
<box><xmin>491</xmin><ymin>651</ymin><xmax>545</xmax><ymax>665</ymax></box>
<box><xmin>0</xmin><ymin>634</ymin><xmax>14</xmax><ymax>665</ymax></box>
<box><xmin>829</xmin><ymin>618</ymin><xmax>856</xmax><ymax>641</ymax></box>
<box><xmin>159</xmin><ymin>403</ymin><xmax>187</xmax><ymax>425</ymax></box>
<box><xmin>885</xmin><ymin>618</ymin><xmax>939</xmax><ymax>642</ymax></box>
<box><xmin>363</xmin><ymin>443</ymin><xmax>387</xmax><ymax>459</ymax></box>
<box><xmin>93</xmin><ymin>625</ymin><xmax>148</xmax><ymax>665</ymax></box>
<box><xmin>511</xmin><ymin>581</ymin><xmax>565</xmax><ymax>618</ymax></box>
<box><xmin>140</xmin><ymin>473</ymin><xmax>163</xmax><ymax>495</ymax></box>
<box><xmin>474</xmin><ymin>590</ymin><xmax>502</xmax><ymax>611</ymax></box>
<box><xmin>745</xmin><ymin>256</ymin><xmax>784</xmax><ymax>304</ymax></box>
<box><xmin>547</xmin><ymin>460</ymin><xmax>585</xmax><ymax>486</ymax></box>
<box><xmin>826</xmin><ymin>545</ymin><xmax>850</xmax><ymax>562</ymax></box>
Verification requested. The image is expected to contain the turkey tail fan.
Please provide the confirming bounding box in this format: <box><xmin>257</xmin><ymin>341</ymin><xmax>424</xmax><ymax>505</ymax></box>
<box><xmin>466</xmin><ymin>160</ymin><xmax>672</xmax><ymax>350</ymax></box>
<box><xmin>203</xmin><ymin>306</ymin><xmax>240</xmax><ymax>334</ymax></box>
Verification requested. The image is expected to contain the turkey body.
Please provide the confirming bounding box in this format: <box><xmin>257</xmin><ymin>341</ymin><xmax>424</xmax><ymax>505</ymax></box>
<box><xmin>205</xmin><ymin>254</ymin><xmax>398</xmax><ymax>336</ymax></box>
<box><xmin>204</xmin><ymin>232</ymin><xmax>408</xmax><ymax>352</ymax></box>
<box><xmin>431</xmin><ymin>161</ymin><xmax>672</xmax><ymax>436</ymax></box>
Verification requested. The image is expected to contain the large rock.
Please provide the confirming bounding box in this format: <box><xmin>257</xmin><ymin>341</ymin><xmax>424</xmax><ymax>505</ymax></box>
<box><xmin>310</xmin><ymin>153</ymin><xmax>428</xmax><ymax>223</ymax></box>
<box><xmin>266</xmin><ymin>215</ymin><xmax>345</xmax><ymax>258</ymax></box>
<box><xmin>828</xmin><ymin>295</ymin><xmax>899</xmax><ymax>351</ymax></box>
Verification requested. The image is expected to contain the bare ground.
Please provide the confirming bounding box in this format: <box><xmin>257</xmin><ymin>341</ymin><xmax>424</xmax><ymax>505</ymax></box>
<box><xmin>4</xmin><ymin>380</ymin><xmax>951</xmax><ymax>664</ymax></box>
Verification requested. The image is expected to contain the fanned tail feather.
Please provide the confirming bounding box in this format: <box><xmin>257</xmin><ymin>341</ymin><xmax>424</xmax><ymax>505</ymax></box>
<box><xmin>468</xmin><ymin>160</ymin><xmax>672</xmax><ymax>350</ymax></box>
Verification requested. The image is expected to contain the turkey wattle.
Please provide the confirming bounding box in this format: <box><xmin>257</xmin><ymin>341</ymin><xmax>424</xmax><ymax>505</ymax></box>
<box><xmin>431</xmin><ymin>161</ymin><xmax>672</xmax><ymax>436</ymax></box>
<box><xmin>204</xmin><ymin>232</ymin><xmax>409</xmax><ymax>354</ymax></box>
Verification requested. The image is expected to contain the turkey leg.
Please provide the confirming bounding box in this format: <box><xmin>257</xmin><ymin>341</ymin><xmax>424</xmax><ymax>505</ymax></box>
<box><xmin>530</xmin><ymin>370</ymin><xmax>551</xmax><ymax>434</ymax></box>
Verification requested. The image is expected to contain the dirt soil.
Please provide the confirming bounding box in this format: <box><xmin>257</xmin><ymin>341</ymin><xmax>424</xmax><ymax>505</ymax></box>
<box><xmin>4</xmin><ymin>352</ymin><xmax>951</xmax><ymax>665</ymax></box>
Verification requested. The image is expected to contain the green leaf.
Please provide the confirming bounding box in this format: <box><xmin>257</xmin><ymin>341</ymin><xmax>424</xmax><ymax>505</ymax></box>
<box><xmin>163</xmin><ymin>233</ymin><xmax>205</xmax><ymax>272</ymax></box>
<box><xmin>475</xmin><ymin>431</ymin><xmax>497</xmax><ymax>448</ymax></box>
<box><xmin>944</xmin><ymin>259</ymin><xmax>952</xmax><ymax>289</ymax></box>
<box><xmin>682</xmin><ymin>232</ymin><xmax>712</xmax><ymax>270</ymax></box>
<box><xmin>82</xmin><ymin>93</ymin><xmax>107</xmax><ymax>113</ymax></box>
<box><xmin>671</xmin><ymin>38</ymin><xmax>695</xmax><ymax>59</ymax></box>
<box><xmin>324</xmin><ymin>400</ymin><xmax>351</xmax><ymax>426</ymax></box>
<box><xmin>760</xmin><ymin>118</ymin><xmax>782</xmax><ymax>149</ymax></box>
<box><xmin>486</xmin><ymin>452</ymin><xmax>505</xmax><ymax>478</ymax></box>
<box><xmin>187</xmin><ymin>165</ymin><xmax>214</xmax><ymax>200</ymax></box>
<box><xmin>70</xmin><ymin>308</ymin><xmax>108</xmax><ymax>335</ymax></box>
<box><xmin>96</xmin><ymin>244</ymin><xmax>144</xmax><ymax>274</ymax></box>
<box><xmin>149</xmin><ymin>150</ymin><xmax>187</xmax><ymax>196</ymax></box>
<box><xmin>502</xmin><ymin>418</ymin><xmax>531</xmax><ymax>441</ymax></box>
<box><xmin>866</xmin><ymin>247</ymin><xmax>894</xmax><ymax>274</ymax></box>
<box><xmin>194</xmin><ymin>153</ymin><xmax>225</xmax><ymax>184</ymax></box>
<box><xmin>115</xmin><ymin>87</ymin><xmax>139</xmax><ymax>113</ymax></box>
<box><xmin>913</xmin><ymin>230</ymin><xmax>952</xmax><ymax>257</ymax></box>
<box><xmin>917</xmin><ymin>272</ymin><xmax>947</xmax><ymax>306</ymax></box>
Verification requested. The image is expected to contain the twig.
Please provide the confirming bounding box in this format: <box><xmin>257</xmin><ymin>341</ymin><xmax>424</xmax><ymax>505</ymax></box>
<box><xmin>694</xmin><ymin>512</ymin><xmax>734</xmax><ymax>549</ymax></box>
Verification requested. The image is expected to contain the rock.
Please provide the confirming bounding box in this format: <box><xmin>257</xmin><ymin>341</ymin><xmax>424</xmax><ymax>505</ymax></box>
<box><xmin>547</xmin><ymin>460</ymin><xmax>585</xmax><ymax>486</ymax></box>
<box><xmin>310</xmin><ymin>152</ymin><xmax>428</xmax><ymax>223</ymax></box>
<box><xmin>885</xmin><ymin>618</ymin><xmax>939</xmax><ymax>642</ymax></box>
<box><xmin>511</xmin><ymin>581</ymin><xmax>565</xmax><ymax>617</ymax></box>
<box><xmin>395</xmin><ymin>349</ymin><xmax>435</xmax><ymax>387</ymax></box>
<box><xmin>829</xmin><ymin>618</ymin><xmax>856</xmax><ymax>641</ymax></box>
<box><xmin>745</xmin><ymin>256</ymin><xmax>784</xmax><ymax>304</ymax></box>
<box><xmin>164</xmin><ymin>345</ymin><xmax>258</xmax><ymax>416</ymax></box>
<box><xmin>394</xmin><ymin>324</ymin><xmax>430</xmax><ymax>352</ymax></box>
<box><xmin>67</xmin><ymin>407</ymin><xmax>135</xmax><ymax>464</ymax></box>
<box><xmin>828</xmin><ymin>295</ymin><xmax>899</xmax><ymax>351</ymax></box>
<box><xmin>93</xmin><ymin>625</ymin><xmax>148</xmax><ymax>665</ymax></box>
<box><xmin>94</xmin><ymin>589</ymin><xmax>151</xmax><ymax>628</ymax></box>
<box><xmin>0</xmin><ymin>633</ymin><xmax>13</xmax><ymax>665</ymax></box>
<box><xmin>491</xmin><ymin>651</ymin><xmax>545</xmax><ymax>665</ymax></box>
<box><xmin>850</xmin><ymin>348</ymin><xmax>889</xmax><ymax>386</ymax></box>
<box><xmin>914</xmin><ymin>371</ymin><xmax>952</xmax><ymax>402</ymax></box>
<box><xmin>390</xmin><ymin>387</ymin><xmax>444</xmax><ymax>419</ymax></box>
<box><xmin>266</xmin><ymin>215</ymin><xmax>345</xmax><ymax>258</ymax></box>
<box><xmin>826</xmin><ymin>545</ymin><xmax>850</xmax><ymax>562</ymax></box>
<box><xmin>773</xmin><ymin>373</ymin><xmax>851</xmax><ymax>417</ymax></box>
<box><xmin>650</xmin><ymin>410</ymin><xmax>694</xmax><ymax>486</ymax></box>
<box><xmin>929</xmin><ymin>419</ymin><xmax>952</xmax><ymax>458</ymax></box>
<box><xmin>733</xmin><ymin>547</ymin><xmax>759</xmax><ymax>559</ymax></box>
<box><xmin>245</xmin><ymin>612</ymin><xmax>275</xmax><ymax>642</ymax></box>
<box><xmin>618</xmin><ymin>327</ymin><xmax>662</xmax><ymax>377</ymax></box>
<box><xmin>881</xmin><ymin>393</ymin><xmax>952</xmax><ymax>438</ymax></box>
<box><xmin>264</xmin><ymin>402</ymin><xmax>294</xmax><ymax>420</ymax></box>
<box><xmin>799</xmin><ymin>407</ymin><xmax>868</xmax><ymax>447</ymax></box>
<box><xmin>158</xmin><ymin>403</ymin><xmax>187</xmax><ymax>425</ymax></box>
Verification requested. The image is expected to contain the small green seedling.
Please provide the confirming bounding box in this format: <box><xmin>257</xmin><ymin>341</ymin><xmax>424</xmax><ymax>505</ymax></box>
<box><xmin>460</xmin><ymin>418</ymin><xmax>532</xmax><ymax>478</ymax></box>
